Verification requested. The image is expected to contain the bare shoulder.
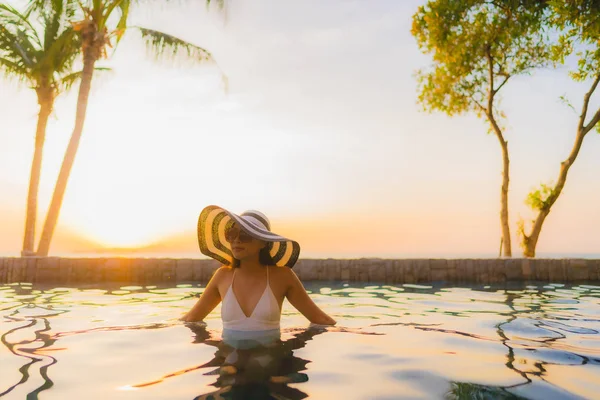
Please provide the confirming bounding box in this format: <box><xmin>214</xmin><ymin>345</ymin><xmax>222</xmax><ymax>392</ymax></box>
<box><xmin>216</xmin><ymin>265</ymin><xmax>234</xmax><ymax>275</ymax></box>
<box><xmin>211</xmin><ymin>265</ymin><xmax>234</xmax><ymax>283</ymax></box>
<box><xmin>268</xmin><ymin>265</ymin><xmax>294</xmax><ymax>276</ymax></box>
<box><xmin>268</xmin><ymin>266</ymin><xmax>298</xmax><ymax>286</ymax></box>
<box><xmin>218</xmin><ymin>265</ymin><xmax>234</xmax><ymax>274</ymax></box>
<box><xmin>208</xmin><ymin>266</ymin><xmax>234</xmax><ymax>296</ymax></box>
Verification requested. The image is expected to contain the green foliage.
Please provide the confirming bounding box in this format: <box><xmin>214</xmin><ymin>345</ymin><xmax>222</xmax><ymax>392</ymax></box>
<box><xmin>525</xmin><ymin>182</ymin><xmax>555</xmax><ymax>211</ymax></box>
<box><xmin>549</xmin><ymin>1</ymin><xmax>600</xmax><ymax>134</ymax></box>
<box><xmin>206</xmin><ymin>0</ymin><xmax>224</xmax><ymax>9</ymax></box>
<box><xmin>549</xmin><ymin>0</ymin><xmax>600</xmax><ymax>82</ymax></box>
<box><xmin>558</xmin><ymin>94</ymin><xmax>576</xmax><ymax>113</ymax></box>
<box><xmin>136</xmin><ymin>26</ymin><xmax>227</xmax><ymax>90</ymax></box>
<box><xmin>0</xmin><ymin>1</ymin><xmax>81</xmax><ymax>94</ymax></box>
<box><xmin>26</xmin><ymin>0</ymin><xmax>221</xmax><ymax>67</ymax></box>
<box><xmin>412</xmin><ymin>0</ymin><xmax>553</xmax><ymax>117</ymax></box>
<box><xmin>58</xmin><ymin>66</ymin><xmax>110</xmax><ymax>91</ymax></box>
<box><xmin>516</xmin><ymin>217</ymin><xmax>528</xmax><ymax>249</ymax></box>
<box><xmin>137</xmin><ymin>27</ymin><xmax>213</xmax><ymax>63</ymax></box>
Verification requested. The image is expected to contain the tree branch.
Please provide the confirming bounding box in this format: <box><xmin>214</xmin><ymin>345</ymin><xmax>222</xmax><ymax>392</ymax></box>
<box><xmin>583</xmin><ymin>107</ymin><xmax>600</xmax><ymax>135</ymax></box>
<box><xmin>578</xmin><ymin>73</ymin><xmax>600</xmax><ymax>134</ymax></box>
<box><xmin>495</xmin><ymin>74</ymin><xmax>511</xmax><ymax>94</ymax></box>
<box><xmin>485</xmin><ymin>45</ymin><xmax>495</xmax><ymax>110</ymax></box>
<box><xmin>473</xmin><ymin>99</ymin><xmax>486</xmax><ymax>113</ymax></box>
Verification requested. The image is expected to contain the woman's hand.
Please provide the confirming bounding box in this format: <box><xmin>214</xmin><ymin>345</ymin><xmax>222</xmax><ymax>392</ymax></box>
<box><xmin>179</xmin><ymin>312</ymin><xmax>197</xmax><ymax>322</ymax></box>
<box><xmin>309</xmin><ymin>314</ymin><xmax>337</xmax><ymax>326</ymax></box>
<box><xmin>308</xmin><ymin>322</ymin><xmax>333</xmax><ymax>331</ymax></box>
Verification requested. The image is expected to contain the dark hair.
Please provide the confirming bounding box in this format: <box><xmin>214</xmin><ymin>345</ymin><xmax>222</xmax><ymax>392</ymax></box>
<box><xmin>231</xmin><ymin>242</ymin><xmax>275</xmax><ymax>268</ymax></box>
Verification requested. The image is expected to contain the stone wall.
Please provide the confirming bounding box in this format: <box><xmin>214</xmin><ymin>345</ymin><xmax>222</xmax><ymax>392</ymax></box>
<box><xmin>1</xmin><ymin>257</ymin><xmax>599</xmax><ymax>286</ymax></box>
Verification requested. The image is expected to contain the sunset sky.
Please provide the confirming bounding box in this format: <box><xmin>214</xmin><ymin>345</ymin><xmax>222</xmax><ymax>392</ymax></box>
<box><xmin>1</xmin><ymin>0</ymin><xmax>599</xmax><ymax>258</ymax></box>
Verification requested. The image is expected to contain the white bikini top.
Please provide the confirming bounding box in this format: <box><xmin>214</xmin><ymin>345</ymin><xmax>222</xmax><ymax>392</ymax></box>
<box><xmin>221</xmin><ymin>266</ymin><xmax>281</xmax><ymax>331</ymax></box>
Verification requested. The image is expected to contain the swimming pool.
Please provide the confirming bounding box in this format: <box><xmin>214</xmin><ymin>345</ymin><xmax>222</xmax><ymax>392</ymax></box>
<box><xmin>1</xmin><ymin>281</ymin><xmax>599</xmax><ymax>399</ymax></box>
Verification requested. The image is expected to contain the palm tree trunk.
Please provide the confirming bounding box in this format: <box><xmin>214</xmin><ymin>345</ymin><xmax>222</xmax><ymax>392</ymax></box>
<box><xmin>522</xmin><ymin>73</ymin><xmax>600</xmax><ymax>257</ymax></box>
<box><xmin>21</xmin><ymin>97</ymin><xmax>52</xmax><ymax>256</ymax></box>
<box><xmin>36</xmin><ymin>52</ymin><xmax>97</xmax><ymax>257</ymax></box>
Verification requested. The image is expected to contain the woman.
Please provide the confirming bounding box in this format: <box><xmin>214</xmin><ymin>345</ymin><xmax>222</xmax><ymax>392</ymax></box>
<box><xmin>180</xmin><ymin>205</ymin><xmax>336</xmax><ymax>331</ymax></box>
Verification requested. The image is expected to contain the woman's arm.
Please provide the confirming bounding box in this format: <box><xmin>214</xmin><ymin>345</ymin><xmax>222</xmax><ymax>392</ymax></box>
<box><xmin>284</xmin><ymin>269</ymin><xmax>336</xmax><ymax>325</ymax></box>
<box><xmin>180</xmin><ymin>267</ymin><xmax>226</xmax><ymax>322</ymax></box>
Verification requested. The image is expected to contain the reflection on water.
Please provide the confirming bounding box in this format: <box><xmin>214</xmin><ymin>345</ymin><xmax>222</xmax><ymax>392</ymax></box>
<box><xmin>125</xmin><ymin>323</ymin><xmax>382</xmax><ymax>399</ymax></box>
<box><xmin>0</xmin><ymin>282</ymin><xmax>599</xmax><ymax>399</ymax></box>
<box><xmin>446</xmin><ymin>382</ymin><xmax>527</xmax><ymax>399</ymax></box>
<box><xmin>184</xmin><ymin>325</ymin><xmax>318</xmax><ymax>400</ymax></box>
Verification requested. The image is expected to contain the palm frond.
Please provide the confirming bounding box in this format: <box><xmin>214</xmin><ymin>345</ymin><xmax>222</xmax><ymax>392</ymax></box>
<box><xmin>57</xmin><ymin>66</ymin><xmax>110</xmax><ymax>92</ymax></box>
<box><xmin>136</xmin><ymin>27</ymin><xmax>214</xmax><ymax>63</ymax></box>
<box><xmin>67</xmin><ymin>0</ymin><xmax>79</xmax><ymax>19</ymax></box>
<box><xmin>15</xmin><ymin>27</ymin><xmax>41</xmax><ymax>66</ymax></box>
<box><xmin>45</xmin><ymin>26</ymin><xmax>80</xmax><ymax>75</ymax></box>
<box><xmin>206</xmin><ymin>0</ymin><xmax>224</xmax><ymax>10</ymax></box>
<box><xmin>28</xmin><ymin>0</ymin><xmax>79</xmax><ymax>20</ymax></box>
<box><xmin>0</xmin><ymin>24</ymin><xmax>34</xmax><ymax>70</ymax></box>
<box><xmin>0</xmin><ymin>4</ymin><xmax>39</xmax><ymax>43</ymax></box>
<box><xmin>1</xmin><ymin>4</ymin><xmax>44</xmax><ymax>65</ymax></box>
<box><xmin>2</xmin><ymin>0</ymin><xmax>82</xmax><ymax>89</ymax></box>
<box><xmin>24</xmin><ymin>0</ymin><xmax>49</xmax><ymax>16</ymax></box>
<box><xmin>0</xmin><ymin>57</ymin><xmax>30</xmax><ymax>84</ymax></box>
<box><xmin>1</xmin><ymin>6</ymin><xmax>37</xmax><ymax>82</ymax></box>
<box><xmin>205</xmin><ymin>0</ymin><xmax>228</xmax><ymax>23</ymax></box>
<box><xmin>0</xmin><ymin>22</ymin><xmax>20</xmax><ymax>52</ymax></box>
<box><xmin>114</xmin><ymin>0</ymin><xmax>130</xmax><ymax>44</ymax></box>
<box><xmin>93</xmin><ymin>0</ymin><xmax>103</xmax><ymax>14</ymax></box>
<box><xmin>103</xmin><ymin>0</ymin><xmax>128</xmax><ymax>19</ymax></box>
<box><xmin>42</xmin><ymin>0</ymin><xmax>66</xmax><ymax>52</ymax></box>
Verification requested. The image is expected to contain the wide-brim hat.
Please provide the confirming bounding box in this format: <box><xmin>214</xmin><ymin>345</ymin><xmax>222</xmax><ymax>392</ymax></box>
<box><xmin>197</xmin><ymin>205</ymin><xmax>300</xmax><ymax>268</ymax></box>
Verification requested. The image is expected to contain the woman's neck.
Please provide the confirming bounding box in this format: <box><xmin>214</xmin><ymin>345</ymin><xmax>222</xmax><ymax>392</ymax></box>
<box><xmin>238</xmin><ymin>259</ymin><xmax>263</xmax><ymax>273</ymax></box>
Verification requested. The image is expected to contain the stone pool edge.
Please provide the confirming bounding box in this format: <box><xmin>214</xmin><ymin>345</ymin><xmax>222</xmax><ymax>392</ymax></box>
<box><xmin>1</xmin><ymin>257</ymin><xmax>599</xmax><ymax>285</ymax></box>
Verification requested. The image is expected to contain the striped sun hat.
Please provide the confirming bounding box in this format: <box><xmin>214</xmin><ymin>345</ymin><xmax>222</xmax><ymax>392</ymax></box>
<box><xmin>197</xmin><ymin>205</ymin><xmax>300</xmax><ymax>268</ymax></box>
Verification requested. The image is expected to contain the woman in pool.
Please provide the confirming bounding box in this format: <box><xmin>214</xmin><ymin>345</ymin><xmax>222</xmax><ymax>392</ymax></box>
<box><xmin>180</xmin><ymin>205</ymin><xmax>336</xmax><ymax>332</ymax></box>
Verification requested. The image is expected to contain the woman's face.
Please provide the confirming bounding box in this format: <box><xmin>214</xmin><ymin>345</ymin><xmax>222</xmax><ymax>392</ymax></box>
<box><xmin>225</xmin><ymin>224</ymin><xmax>266</xmax><ymax>261</ymax></box>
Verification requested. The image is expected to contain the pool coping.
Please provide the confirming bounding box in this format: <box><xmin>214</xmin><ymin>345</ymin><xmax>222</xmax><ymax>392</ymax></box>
<box><xmin>1</xmin><ymin>257</ymin><xmax>599</xmax><ymax>285</ymax></box>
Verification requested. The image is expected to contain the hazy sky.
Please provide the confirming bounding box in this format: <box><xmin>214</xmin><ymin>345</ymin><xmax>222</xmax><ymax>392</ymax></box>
<box><xmin>1</xmin><ymin>0</ymin><xmax>599</xmax><ymax>257</ymax></box>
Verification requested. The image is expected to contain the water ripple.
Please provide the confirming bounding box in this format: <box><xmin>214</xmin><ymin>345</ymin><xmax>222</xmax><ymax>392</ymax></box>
<box><xmin>0</xmin><ymin>281</ymin><xmax>599</xmax><ymax>399</ymax></box>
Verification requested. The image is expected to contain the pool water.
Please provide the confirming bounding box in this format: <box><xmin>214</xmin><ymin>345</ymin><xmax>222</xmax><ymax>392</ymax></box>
<box><xmin>1</xmin><ymin>282</ymin><xmax>599</xmax><ymax>399</ymax></box>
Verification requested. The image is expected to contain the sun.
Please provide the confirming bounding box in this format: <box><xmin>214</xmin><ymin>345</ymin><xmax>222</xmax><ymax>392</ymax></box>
<box><xmin>68</xmin><ymin>199</ymin><xmax>169</xmax><ymax>249</ymax></box>
<box><xmin>55</xmin><ymin>170</ymin><xmax>193</xmax><ymax>250</ymax></box>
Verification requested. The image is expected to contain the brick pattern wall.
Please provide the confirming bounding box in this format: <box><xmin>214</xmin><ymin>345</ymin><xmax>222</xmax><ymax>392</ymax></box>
<box><xmin>1</xmin><ymin>257</ymin><xmax>599</xmax><ymax>285</ymax></box>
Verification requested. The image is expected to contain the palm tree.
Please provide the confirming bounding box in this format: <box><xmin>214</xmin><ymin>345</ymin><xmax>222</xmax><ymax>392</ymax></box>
<box><xmin>32</xmin><ymin>0</ymin><xmax>223</xmax><ymax>256</ymax></box>
<box><xmin>0</xmin><ymin>1</ymin><xmax>82</xmax><ymax>256</ymax></box>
